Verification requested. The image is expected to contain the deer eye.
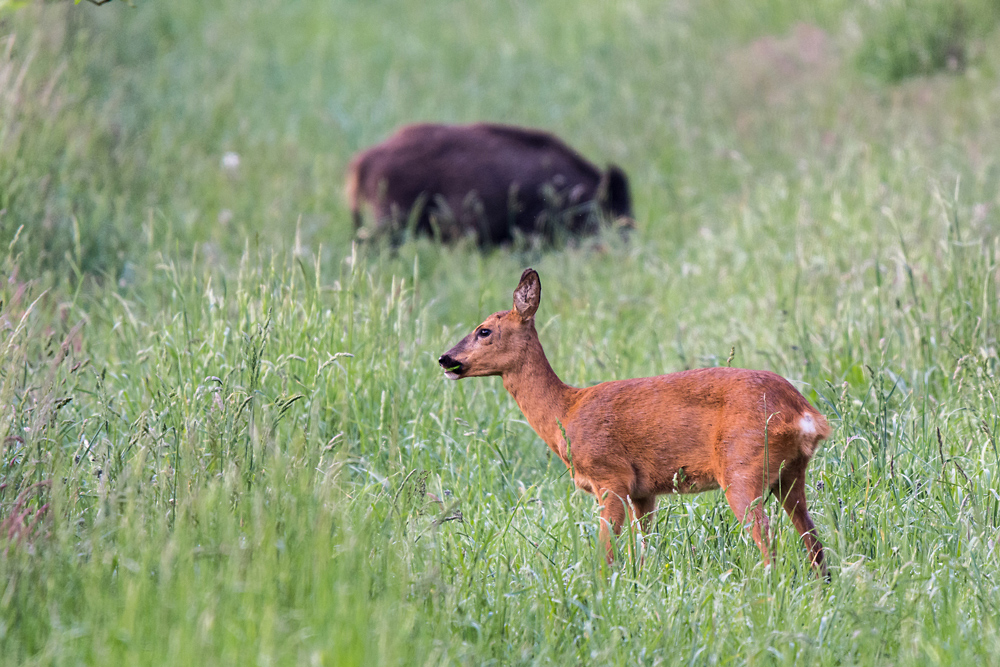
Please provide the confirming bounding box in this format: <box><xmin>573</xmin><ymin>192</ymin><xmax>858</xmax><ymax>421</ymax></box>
<box><xmin>477</xmin><ymin>328</ymin><xmax>492</xmax><ymax>339</ymax></box>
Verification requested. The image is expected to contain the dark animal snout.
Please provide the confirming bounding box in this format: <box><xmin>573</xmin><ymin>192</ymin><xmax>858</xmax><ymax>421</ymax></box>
<box><xmin>603</xmin><ymin>164</ymin><xmax>633</xmax><ymax>220</ymax></box>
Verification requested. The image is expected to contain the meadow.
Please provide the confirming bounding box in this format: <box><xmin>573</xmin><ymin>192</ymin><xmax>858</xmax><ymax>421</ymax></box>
<box><xmin>1</xmin><ymin>0</ymin><xmax>999</xmax><ymax>664</ymax></box>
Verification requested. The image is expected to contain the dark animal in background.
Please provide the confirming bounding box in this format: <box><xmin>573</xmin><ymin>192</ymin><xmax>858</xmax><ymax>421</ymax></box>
<box><xmin>345</xmin><ymin>123</ymin><xmax>633</xmax><ymax>246</ymax></box>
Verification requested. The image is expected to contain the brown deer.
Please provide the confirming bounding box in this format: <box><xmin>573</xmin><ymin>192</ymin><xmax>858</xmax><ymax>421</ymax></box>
<box><xmin>438</xmin><ymin>269</ymin><xmax>831</xmax><ymax>577</ymax></box>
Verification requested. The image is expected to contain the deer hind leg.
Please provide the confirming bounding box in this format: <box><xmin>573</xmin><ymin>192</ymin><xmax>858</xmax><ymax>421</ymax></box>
<box><xmin>724</xmin><ymin>482</ymin><xmax>773</xmax><ymax>567</ymax></box>
<box><xmin>775</xmin><ymin>469</ymin><xmax>829</xmax><ymax>580</ymax></box>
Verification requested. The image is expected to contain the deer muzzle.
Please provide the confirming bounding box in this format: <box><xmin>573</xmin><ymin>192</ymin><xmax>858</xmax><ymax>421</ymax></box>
<box><xmin>438</xmin><ymin>353</ymin><xmax>464</xmax><ymax>379</ymax></box>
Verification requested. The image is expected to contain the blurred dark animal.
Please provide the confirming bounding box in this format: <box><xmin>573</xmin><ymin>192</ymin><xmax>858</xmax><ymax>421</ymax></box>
<box><xmin>345</xmin><ymin>123</ymin><xmax>633</xmax><ymax>246</ymax></box>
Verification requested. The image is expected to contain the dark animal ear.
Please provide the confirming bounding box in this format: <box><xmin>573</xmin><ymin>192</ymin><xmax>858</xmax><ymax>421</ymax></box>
<box><xmin>513</xmin><ymin>268</ymin><xmax>541</xmax><ymax>319</ymax></box>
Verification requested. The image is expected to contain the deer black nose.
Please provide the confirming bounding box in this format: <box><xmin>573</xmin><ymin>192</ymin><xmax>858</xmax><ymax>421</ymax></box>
<box><xmin>438</xmin><ymin>354</ymin><xmax>455</xmax><ymax>368</ymax></box>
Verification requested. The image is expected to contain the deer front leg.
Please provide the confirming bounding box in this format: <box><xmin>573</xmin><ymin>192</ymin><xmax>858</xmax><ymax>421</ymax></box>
<box><xmin>628</xmin><ymin>496</ymin><xmax>656</xmax><ymax>568</ymax></box>
<box><xmin>596</xmin><ymin>488</ymin><xmax>655</xmax><ymax>564</ymax></box>
<box><xmin>631</xmin><ymin>496</ymin><xmax>656</xmax><ymax>533</ymax></box>
<box><xmin>596</xmin><ymin>488</ymin><xmax>629</xmax><ymax>564</ymax></box>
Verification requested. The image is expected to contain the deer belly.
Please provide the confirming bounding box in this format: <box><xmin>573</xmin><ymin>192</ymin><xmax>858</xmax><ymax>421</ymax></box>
<box><xmin>657</xmin><ymin>467</ymin><xmax>721</xmax><ymax>495</ymax></box>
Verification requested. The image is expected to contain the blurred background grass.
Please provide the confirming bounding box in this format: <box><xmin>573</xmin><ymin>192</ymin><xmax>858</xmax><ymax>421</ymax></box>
<box><xmin>1</xmin><ymin>0</ymin><xmax>1000</xmax><ymax>664</ymax></box>
<box><xmin>3</xmin><ymin>0</ymin><xmax>997</xmax><ymax>280</ymax></box>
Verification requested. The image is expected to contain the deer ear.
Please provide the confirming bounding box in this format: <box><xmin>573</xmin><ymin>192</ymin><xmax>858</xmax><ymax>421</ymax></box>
<box><xmin>513</xmin><ymin>268</ymin><xmax>541</xmax><ymax>319</ymax></box>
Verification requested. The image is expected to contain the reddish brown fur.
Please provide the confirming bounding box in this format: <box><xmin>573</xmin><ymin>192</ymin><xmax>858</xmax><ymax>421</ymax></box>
<box><xmin>439</xmin><ymin>269</ymin><xmax>831</xmax><ymax>577</ymax></box>
<box><xmin>347</xmin><ymin>123</ymin><xmax>633</xmax><ymax>246</ymax></box>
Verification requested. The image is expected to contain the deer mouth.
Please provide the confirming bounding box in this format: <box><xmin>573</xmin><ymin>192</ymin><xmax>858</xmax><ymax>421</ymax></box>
<box><xmin>438</xmin><ymin>354</ymin><xmax>464</xmax><ymax>380</ymax></box>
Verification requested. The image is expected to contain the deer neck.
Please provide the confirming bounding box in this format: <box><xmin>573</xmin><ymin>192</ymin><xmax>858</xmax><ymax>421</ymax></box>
<box><xmin>501</xmin><ymin>334</ymin><xmax>576</xmax><ymax>462</ymax></box>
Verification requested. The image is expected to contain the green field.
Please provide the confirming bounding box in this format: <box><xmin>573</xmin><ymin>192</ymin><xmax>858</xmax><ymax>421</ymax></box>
<box><xmin>2</xmin><ymin>0</ymin><xmax>1000</xmax><ymax>664</ymax></box>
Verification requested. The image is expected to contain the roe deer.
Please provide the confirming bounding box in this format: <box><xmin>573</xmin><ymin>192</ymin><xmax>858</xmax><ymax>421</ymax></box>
<box><xmin>438</xmin><ymin>269</ymin><xmax>831</xmax><ymax>577</ymax></box>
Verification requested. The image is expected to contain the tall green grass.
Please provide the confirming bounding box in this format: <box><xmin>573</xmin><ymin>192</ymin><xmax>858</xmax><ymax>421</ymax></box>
<box><xmin>1</xmin><ymin>0</ymin><xmax>1000</xmax><ymax>664</ymax></box>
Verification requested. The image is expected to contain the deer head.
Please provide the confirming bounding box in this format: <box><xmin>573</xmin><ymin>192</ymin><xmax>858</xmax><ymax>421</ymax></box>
<box><xmin>438</xmin><ymin>268</ymin><xmax>542</xmax><ymax>379</ymax></box>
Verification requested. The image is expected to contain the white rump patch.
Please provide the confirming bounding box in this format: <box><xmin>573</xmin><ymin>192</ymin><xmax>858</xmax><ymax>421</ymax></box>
<box><xmin>798</xmin><ymin>414</ymin><xmax>817</xmax><ymax>436</ymax></box>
